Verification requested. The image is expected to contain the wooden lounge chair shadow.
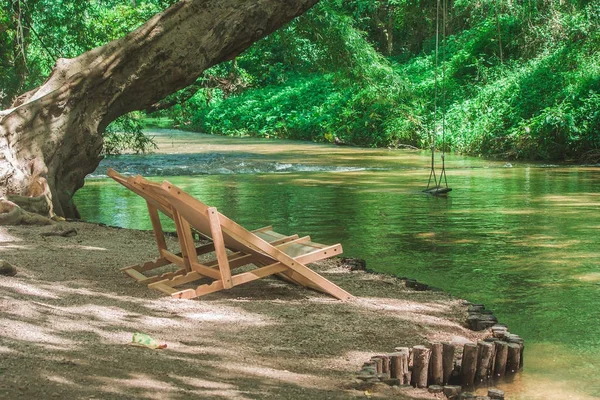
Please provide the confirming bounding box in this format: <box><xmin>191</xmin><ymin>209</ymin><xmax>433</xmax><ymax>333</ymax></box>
<box><xmin>107</xmin><ymin>169</ymin><xmax>353</xmax><ymax>301</ymax></box>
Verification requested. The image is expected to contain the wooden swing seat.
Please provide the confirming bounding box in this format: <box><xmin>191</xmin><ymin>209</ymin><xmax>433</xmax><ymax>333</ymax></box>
<box><xmin>107</xmin><ymin>169</ymin><xmax>352</xmax><ymax>301</ymax></box>
<box><xmin>423</xmin><ymin>186</ymin><xmax>452</xmax><ymax>196</ymax></box>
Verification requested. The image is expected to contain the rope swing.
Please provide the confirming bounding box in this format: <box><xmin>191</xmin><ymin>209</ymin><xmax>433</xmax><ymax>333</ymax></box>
<box><xmin>424</xmin><ymin>0</ymin><xmax>452</xmax><ymax>196</ymax></box>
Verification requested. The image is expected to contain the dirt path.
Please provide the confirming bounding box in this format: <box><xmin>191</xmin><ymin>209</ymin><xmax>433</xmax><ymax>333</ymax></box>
<box><xmin>0</xmin><ymin>222</ymin><xmax>482</xmax><ymax>399</ymax></box>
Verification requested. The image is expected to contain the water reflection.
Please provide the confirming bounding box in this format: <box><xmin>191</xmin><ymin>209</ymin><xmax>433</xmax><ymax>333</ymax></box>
<box><xmin>76</xmin><ymin>130</ymin><xmax>600</xmax><ymax>399</ymax></box>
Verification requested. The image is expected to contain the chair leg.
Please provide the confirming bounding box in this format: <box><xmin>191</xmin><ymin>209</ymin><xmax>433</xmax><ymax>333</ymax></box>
<box><xmin>206</xmin><ymin>207</ymin><xmax>233</xmax><ymax>289</ymax></box>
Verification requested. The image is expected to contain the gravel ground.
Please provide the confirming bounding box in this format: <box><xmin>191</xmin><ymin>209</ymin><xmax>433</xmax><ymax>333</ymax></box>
<box><xmin>0</xmin><ymin>222</ymin><xmax>482</xmax><ymax>399</ymax></box>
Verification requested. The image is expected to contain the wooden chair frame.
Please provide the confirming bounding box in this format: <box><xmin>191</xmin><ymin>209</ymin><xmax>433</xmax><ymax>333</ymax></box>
<box><xmin>108</xmin><ymin>169</ymin><xmax>352</xmax><ymax>301</ymax></box>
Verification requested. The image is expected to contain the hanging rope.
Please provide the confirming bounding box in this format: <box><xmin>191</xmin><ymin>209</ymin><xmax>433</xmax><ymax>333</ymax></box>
<box><xmin>425</xmin><ymin>0</ymin><xmax>451</xmax><ymax>195</ymax></box>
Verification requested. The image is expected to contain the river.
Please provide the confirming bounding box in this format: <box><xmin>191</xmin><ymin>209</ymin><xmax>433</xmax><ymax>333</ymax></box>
<box><xmin>75</xmin><ymin>129</ymin><xmax>600</xmax><ymax>399</ymax></box>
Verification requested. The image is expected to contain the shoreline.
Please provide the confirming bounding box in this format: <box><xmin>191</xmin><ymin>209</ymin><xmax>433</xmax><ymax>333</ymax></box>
<box><xmin>0</xmin><ymin>220</ymin><xmax>487</xmax><ymax>399</ymax></box>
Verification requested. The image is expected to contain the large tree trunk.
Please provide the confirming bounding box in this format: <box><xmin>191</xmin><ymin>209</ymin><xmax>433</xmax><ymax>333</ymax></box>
<box><xmin>0</xmin><ymin>0</ymin><xmax>320</xmax><ymax>218</ymax></box>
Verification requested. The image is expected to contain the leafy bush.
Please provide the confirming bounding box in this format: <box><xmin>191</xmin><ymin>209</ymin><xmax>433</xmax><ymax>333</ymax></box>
<box><xmin>103</xmin><ymin>112</ymin><xmax>156</xmax><ymax>155</ymax></box>
<box><xmin>176</xmin><ymin>0</ymin><xmax>600</xmax><ymax>160</ymax></box>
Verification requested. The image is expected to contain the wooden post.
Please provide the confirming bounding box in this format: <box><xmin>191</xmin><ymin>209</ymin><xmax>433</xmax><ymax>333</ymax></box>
<box><xmin>390</xmin><ymin>350</ymin><xmax>410</xmax><ymax>384</ymax></box>
<box><xmin>493</xmin><ymin>341</ymin><xmax>508</xmax><ymax>378</ymax></box>
<box><xmin>461</xmin><ymin>343</ymin><xmax>478</xmax><ymax>387</ymax></box>
<box><xmin>380</xmin><ymin>354</ymin><xmax>390</xmax><ymax>375</ymax></box>
<box><xmin>506</xmin><ymin>343</ymin><xmax>521</xmax><ymax>373</ymax></box>
<box><xmin>429</xmin><ymin>342</ymin><xmax>443</xmax><ymax>385</ymax></box>
<box><xmin>411</xmin><ymin>345</ymin><xmax>431</xmax><ymax>388</ymax></box>
<box><xmin>507</xmin><ymin>335</ymin><xmax>525</xmax><ymax>369</ymax></box>
<box><xmin>371</xmin><ymin>356</ymin><xmax>383</xmax><ymax>374</ymax></box>
<box><xmin>476</xmin><ymin>341</ymin><xmax>494</xmax><ymax>383</ymax></box>
<box><xmin>442</xmin><ymin>342</ymin><xmax>455</xmax><ymax>385</ymax></box>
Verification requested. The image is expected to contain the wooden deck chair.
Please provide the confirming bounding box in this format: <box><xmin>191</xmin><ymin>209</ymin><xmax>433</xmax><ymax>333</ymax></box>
<box><xmin>108</xmin><ymin>169</ymin><xmax>213</xmax><ymax>284</ymax></box>
<box><xmin>108</xmin><ymin>169</ymin><xmax>295</xmax><ymax>284</ymax></box>
<box><xmin>107</xmin><ymin>169</ymin><xmax>353</xmax><ymax>301</ymax></box>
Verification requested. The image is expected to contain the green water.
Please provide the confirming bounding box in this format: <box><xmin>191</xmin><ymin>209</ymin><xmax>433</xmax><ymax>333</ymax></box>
<box><xmin>76</xmin><ymin>130</ymin><xmax>600</xmax><ymax>399</ymax></box>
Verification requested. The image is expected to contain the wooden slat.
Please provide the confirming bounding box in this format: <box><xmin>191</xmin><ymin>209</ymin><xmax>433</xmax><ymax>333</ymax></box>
<box><xmin>172</xmin><ymin>208</ymin><xmax>193</xmax><ymax>271</ymax></box>
<box><xmin>180</xmin><ymin>217</ymin><xmax>199</xmax><ymax>265</ymax></box>
<box><xmin>146</xmin><ymin>203</ymin><xmax>168</xmax><ymax>254</ymax></box>
<box><xmin>155</xmin><ymin>237</ymin><xmax>317</xmax><ymax>294</ymax></box>
<box><xmin>217</xmin><ymin>214</ymin><xmax>352</xmax><ymax>300</ymax></box>
<box><xmin>137</xmin><ymin>268</ymin><xmax>187</xmax><ymax>285</ymax></box>
<box><xmin>229</xmin><ymin>245</ymin><xmax>341</xmax><ymax>289</ymax></box>
<box><xmin>122</xmin><ymin>242</ymin><xmax>213</xmax><ymax>277</ymax></box>
<box><xmin>150</xmin><ymin>283</ymin><xmax>179</xmax><ymax>295</ymax></box>
<box><xmin>204</xmin><ymin>235</ymin><xmax>298</xmax><ymax>270</ymax></box>
<box><xmin>108</xmin><ymin>170</ymin><xmax>172</xmax><ymax>217</ymax></box>
<box><xmin>149</xmin><ymin>271</ymin><xmax>204</xmax><ymax>288</ymax></box>
<box><xmin>188</xmin><ymin>261</ymin><xmax>222</xmax><ymax>280</ymax></box>
<box><xmin>193</xmin><ymin>242</ymin><xmax>216</xmax><ymax>255</ymax></box>
<box><xmin>206</xmin><ymin>207</ymin><xmax>232</xmax><ymax>289</ymax></box>
<box><xmin>182</xmin><ymin>244</ymin><xmax>344</xmax><ymax>299</ymax></box>
<box><xmin>171</xmin><ymin>289</ymin><xmax>198</xmax><ymax>299</ymax></box>
<box><xmin>160</xmin><ymin>250</ymin><xmax>185</xmax><ymax>267</ymax></box>
<box><xmin>123</xmin><ymin>268</ymin><xmax>150</xmax><ymax>282</ymax></box>
<box><xmin>120</xmin><ymin>259</ymin><xmax>168</xmax><ymax>273</ymax></box>
<box><xmin>172</xmin><ymin>280</ymin><xmax>224</xmax><ymax>299</ymax></box>
<box><xmin>231</xmin><ymin>264</ymin><xmax>288</xmax><ymax>286</ymax></box>
<box><xmin>251</xmin><ymin>226</ymin><xmax>273</xmax><ymax>233</ymax></box>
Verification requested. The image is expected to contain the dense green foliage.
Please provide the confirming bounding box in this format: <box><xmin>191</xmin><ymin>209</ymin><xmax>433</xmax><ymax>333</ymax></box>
<box><xmin>0</xmin><ymin>0</ymin><xmax>176</xmax><ymax>153</ymax></box>
<box><xmin>175</xmin><ymin>0</ymin><xmax>600</xmax><ymax>161</ymax></box>
<box><xmin>2</xmin><ymin>0</ymin><xmax>599</xmax><ymax>160</ymax></box>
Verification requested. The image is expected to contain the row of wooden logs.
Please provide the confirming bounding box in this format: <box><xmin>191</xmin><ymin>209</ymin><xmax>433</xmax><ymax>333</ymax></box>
<box><xmin>357</xmin><ymin>334</ymin><xmax>523</xmax><ymax>392</ymax></box>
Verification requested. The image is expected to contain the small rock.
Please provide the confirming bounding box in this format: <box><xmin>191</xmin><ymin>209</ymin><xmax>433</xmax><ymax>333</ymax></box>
<box><xmin>428</xmin><ymin>385</ymin><xmax>444</xmax><ymax>393</ymax></box>
<box><xmin>404</xmin><ymin>279</ymin><xmax>417</xmax><ymax>288</ymax></box>
<box><xmin>476</xmin><ymin>320</ymin><xmax>498</xmax><ymax>331</ymax></box>
<box><xmin>0</xmin><ymin>260</ymin><xmax>17</xmax><ymax>276</ymax></box>
<box><xmin>382</xmin><ymin>378</ymin><xmax>400</xmax><ymax>386</ymax></box>
<box><xmin>443</xmin><ymin>385</ymin><xmax>462</xmax><ymax>398</ymax></box>
<box><xmin>488</xmin><ymin>388</ymin><xmax>505</xmax><ymax>399</ymax></box>
<box><xmin>341</xmin><ymin>257</ymin><xmax>367</xmax><ymax>271</ymax></box>
<box><xmin>468</xmin><ymin>305</ymin><xmax>485</xmax><ymax>313</ymax></box>
<box><xmin>492</xmin><ymin>328</ymin><xmax>508</xmax><ymax>338</ymax></box>
<box><xmin>506</xmin><ymin>334</ymin><xmax>524</xmax><ymax>344</ymax></box>
<box><xmin>450</xmin><ymin>336</ymin><xmax>472</xmax><ymax>346</ymax></box>
<box><xmin>371</xmin><ymin>382</ymin><xmax>390</xmax><ymax>392</ymax></box>
<box><xmin>468</xmin><ymin>314</ymin><xmax>498</xmax><ymax>331</ymax></box>
<box><xmin>359</xmin><ymin>366</ymin><xmax>377</xmax><ymax>376</ymax></box>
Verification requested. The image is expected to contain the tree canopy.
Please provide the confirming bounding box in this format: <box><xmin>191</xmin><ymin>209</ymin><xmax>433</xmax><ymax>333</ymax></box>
<box><xmin>2</xmin><ymin>0</ymin><xmax>600</xmax><ymax>161</ymax></box>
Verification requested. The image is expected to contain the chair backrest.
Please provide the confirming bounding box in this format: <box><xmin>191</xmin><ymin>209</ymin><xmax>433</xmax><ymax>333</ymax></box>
<box><xmin>107</xmin><ymin>169</ymin><xmax>173</xmax><ymax>218</ymax></box>
<box><xmin>157</xmin><ymin>181</ymin><xmax>269</xmax><ymax>258</ymax></box>
<box><xmin>109</xmin><ymin>169</ymin><xmax>274</xmax><ymax>259</ymax></box>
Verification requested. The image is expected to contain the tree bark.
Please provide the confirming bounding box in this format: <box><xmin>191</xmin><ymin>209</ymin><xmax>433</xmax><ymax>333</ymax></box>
<box><xmin>0</xmin><ymin>0</ymin><xmax>320</xmax><ymax>218</ymax></box>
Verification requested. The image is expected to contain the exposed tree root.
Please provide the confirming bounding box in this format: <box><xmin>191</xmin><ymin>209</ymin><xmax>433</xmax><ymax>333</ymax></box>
<box><xmin>0</xmin><ymin>199</ymin><xmax>55</xmax><ymax>226</ymax></box>
<box><xmin>0</xmin><ymin>260</ymin><xmax>17</xmax><ymax>276</ymax></box>
<box><xmin>40</xmin><ymin>228</ymin><xmax>77</xmax><ymax>237</ymax></box>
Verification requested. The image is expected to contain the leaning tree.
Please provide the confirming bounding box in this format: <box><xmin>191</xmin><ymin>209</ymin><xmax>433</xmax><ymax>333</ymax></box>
<box><xmin>0</xmin><ymin>0</ymin><xmax>320</xmax><ymax>219</ymax></box>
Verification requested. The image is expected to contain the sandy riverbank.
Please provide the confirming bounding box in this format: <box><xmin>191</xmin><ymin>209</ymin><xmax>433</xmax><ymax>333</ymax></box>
<box><xmin>0</xmin><ymin>221</ymin><xmax>484</xmax><ymax>399</ymax></box>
